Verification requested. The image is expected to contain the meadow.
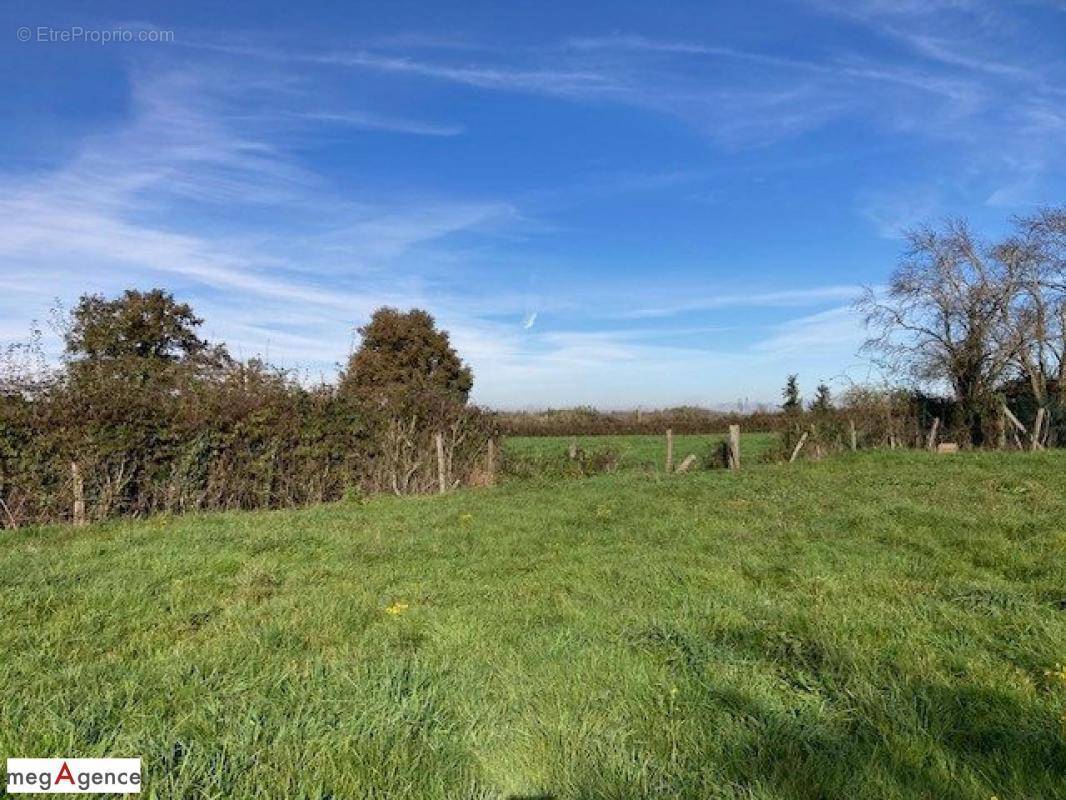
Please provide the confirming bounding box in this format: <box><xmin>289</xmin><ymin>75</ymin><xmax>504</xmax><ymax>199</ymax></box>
<box><xmin>505</xmin><ymin>432</ymin><xmax>779</xmax><ymax>471</ymax></box>
<box><xmin>2</xmin><ymin>449</ymin><xmax>1066</xmax><ymax>798</ymax></box>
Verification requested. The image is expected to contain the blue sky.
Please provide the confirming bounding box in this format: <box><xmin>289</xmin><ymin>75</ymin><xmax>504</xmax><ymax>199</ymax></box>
<box><xmin>2</xmin><ymin>0</ymin><xmax>1065</xmax><ymax>408</ymax></box>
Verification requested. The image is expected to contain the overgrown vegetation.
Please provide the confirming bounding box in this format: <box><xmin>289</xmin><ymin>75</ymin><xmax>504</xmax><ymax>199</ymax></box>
<box><xmin>0</xmin><ymin>292</ymin><xmax>492</xmax><ymax>527</ymax></box>
<box><xmin>3</xmin><ymin>452</ymin><xmax>1064</xmax><ymax>798</ymax></box>
<box><xmin>859</xmin><ymin>206</ymin><xmax>1066</xmax><ymax>446</ymax></box>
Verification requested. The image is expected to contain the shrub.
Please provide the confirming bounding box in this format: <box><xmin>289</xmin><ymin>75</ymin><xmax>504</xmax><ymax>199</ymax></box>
<box><xmin>0</xmin><ymin>292</ymin><xmax>494</xmax><ymax>527</ymax></box>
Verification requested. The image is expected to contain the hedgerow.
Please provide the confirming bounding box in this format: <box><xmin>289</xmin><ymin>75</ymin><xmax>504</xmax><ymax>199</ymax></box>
<box><xmin>0</xmin><ymin>291</ymin><xmax>494</xmax><ymax>527</ymax></box>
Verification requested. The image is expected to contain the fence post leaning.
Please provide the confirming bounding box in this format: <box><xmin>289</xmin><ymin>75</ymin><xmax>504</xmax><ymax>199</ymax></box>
<box><xmin>1003</xmin><ymin>404</ymin><xmax>1027</xmax><ymax>435</ymax></box>
<box><xmin>789</xmin><ymin>431</ymin><xmax>809</xmax><ymax>464</ymax></box>
<box><xmin>435</xmin><ymin>433</ymin><xmax>446</xmax><ymax>494</ymax></box>
<box><xmin>728</xmin><ymin>424</ymin><xmax>741</xmax><ymax>470</ymax></box>
<box><xmin>71</xmin><ymin>461</ymin><xmax>87</xmax><ymax>526</ymax></box>
<box><xmin>1002</xmin><ymin>405</ymin><xmax>1027</xmax><ymax>450</ymax></box>
<box><xmin>665</xmin><ymin>429</ymin><xmax>674</xmax><ymax>473</ymax></box>
<box><xmin>926</xmin><ymin>417</ymin><xmax>940</xmax><ymax>451</ymax></box>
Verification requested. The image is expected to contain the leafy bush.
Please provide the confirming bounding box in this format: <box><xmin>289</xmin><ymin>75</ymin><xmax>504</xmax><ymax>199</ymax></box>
<box><xmin>0</xmin><ymin>291</ymin><xmax>494</xmax><ymax>527</ymax></box>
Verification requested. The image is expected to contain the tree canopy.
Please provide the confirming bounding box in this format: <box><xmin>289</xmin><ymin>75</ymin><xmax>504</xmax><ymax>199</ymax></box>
<box><xmin>339</xmin><ymin>307</ymin><xmax>473</xmax><ymax>408</ymax></box>
<box><xmin>65</xmin><ymin>289</ymin><xmax>210</xmax><ymax>363</ymax></box>
<box><xmin>857</xmin><ymin>210</ymin><xmax>1066</xmax><ymax>444</ymax></box>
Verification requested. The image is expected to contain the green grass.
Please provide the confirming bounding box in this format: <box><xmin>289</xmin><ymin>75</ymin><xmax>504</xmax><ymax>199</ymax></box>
<box><xmin>505</xmin><ymin>432</ymin><xmax>779</xmax><ymax>470</ymax></box>
<box><xmin>3</xmin><ymin>451</ymin><xmax>1066</xmax><ymax>798</ymax></box>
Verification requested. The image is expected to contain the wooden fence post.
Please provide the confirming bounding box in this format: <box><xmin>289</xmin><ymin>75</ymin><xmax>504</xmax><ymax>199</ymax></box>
<box><xmin>486</xmin><ymin>438</ymin><xmax>496</xmax><ymax>481</ymax></box>
<box><xmin>568</xmin><ymin>437</ymin><xmax>577</xmax><ymax>460</ymax></box>
<box><xmin>435</xmin><ymin>433</ymin><xmax>446</xmax><ymax>494</ymax></box>
<box><xmin>1002</xmin><ymin>405</ymin><xmax>1029</xmax><ymax>451</ymax></box>
<box><xmin>728</xmin><ymin>424</ymin><xmax>741</xmax><ymax>470</ymax></box>
<box><xmin>665</xmin><ymin>429</ymin><xmax>674</xmax><ymax>473</ymax></box>
<box><xmin>0</xmin><ymin>496</ymin><xmax>15</xmax><ymax>529</ymax></box>
<box><xmin>1032</xmin><ymin>408</ymin><xmax>1046</xmax><ymax>451</ymax></box>
<box><xmin>926</xmin><ymin>417</ymin><xmax>940</xmax><ymax>451</ymax></box>
<box><xmin>849</xmin><ymin>419</ymin><xmax>857</xmax><ymax>452</ymax></box>
<box><xmin>71</xmin><ymin>461</ymin><xmax>86</xmax><ymax>526</ymax></box>
<box><xmin>1003</xmin><ymin>405</ymin><xmax>1027</xmax><ymax>436</ymax></box>
<box><xmin>996</xmin><ymin>412</ymin><xmax>1007</xmax><ymax>450</ymax></box>
<box><xmin>789</xmin><ymin>431</ymin><xmax>809</xmax><ymax>464</ymax></box>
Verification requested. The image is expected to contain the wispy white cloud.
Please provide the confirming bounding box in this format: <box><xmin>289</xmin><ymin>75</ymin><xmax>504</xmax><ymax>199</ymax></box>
<box><xmin>189</xmin><ymin>11</ymin><xmax>1065</xmax><ymax>160</ymax></box>
<box><xmin>565</xmin><ymin>32</ymin><xmax>986</xmax><ymax>98</ymax></box>
<box><xmin>0</xmin><ymin>64</ymin><xmax>523</xmax><ymax>375</ymax></box>
<box><xmin>317</xmin><ymin>50</ymin><xmax>623</xmax><ymax>97</ymax></box>
<box><xmin>301</xmin><ymin>110</ymin><xmax>465</xmax><ymax>137</ymax></box>
<box><xmin>752</xmin><ymin>305</ymin><xmax>865</xmax><ymax>357</ymax></box>
<box><xmin>189</xmin><ymin>40</ymin><xmax>625</xmax><ymax>99</ymax></box>
<box><xmin>328</xmin><ymin>203</ymin><xmax>519</xmax><ymax>259</ymax></box>
<box><xmin>625</xmin><ymin>286</ymin><xmax>863</xmax><ymax>318</ymax></box>
<box><xmin>857</xmin><ymin>186</ymin><xmax>945</xmax><ymax>238</ymax></box>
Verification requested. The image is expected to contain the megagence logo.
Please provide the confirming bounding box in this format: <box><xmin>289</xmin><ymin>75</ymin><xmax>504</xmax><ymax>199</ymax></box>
<box><xmin>6</xmin><ymin>759</ymin><xmax>140</xmax><ymax>794</ymax></box>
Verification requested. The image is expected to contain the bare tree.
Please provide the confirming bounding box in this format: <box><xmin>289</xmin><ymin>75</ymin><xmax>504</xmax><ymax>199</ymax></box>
<box><xmin>857</xmin><ymin>220</ymin><xmax>1016</xmax><ymax>445</ymax></box>
<box><xmin>998</xmin><ymin>208</ymin><xmax>1066</xmax><ymax>407</ymax></box>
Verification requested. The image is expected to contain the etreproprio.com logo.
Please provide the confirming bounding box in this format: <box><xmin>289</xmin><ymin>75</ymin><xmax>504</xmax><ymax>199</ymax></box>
<box><xmin>16</xmin><ymin>26</ymin><xmax>174</xmax><ymax>44</ymax></box>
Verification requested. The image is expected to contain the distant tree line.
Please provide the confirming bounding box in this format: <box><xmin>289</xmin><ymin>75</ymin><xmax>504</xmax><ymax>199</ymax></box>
<box><xmin>0</xmin><ymin>291</ymin><xmax>493</xmax><ymax>527</ymax></box>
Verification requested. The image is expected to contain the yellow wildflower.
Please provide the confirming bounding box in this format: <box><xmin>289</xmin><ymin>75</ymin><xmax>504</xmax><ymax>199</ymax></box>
<box><xmin>385</xmin><ymin>602</ymin><xmax>409</xmax><ymax>615</ymax></box>
<box><xmin>1044</xmin><ymin>663</ymin><xmax>1066</xmax><ymax>684</ymax></box>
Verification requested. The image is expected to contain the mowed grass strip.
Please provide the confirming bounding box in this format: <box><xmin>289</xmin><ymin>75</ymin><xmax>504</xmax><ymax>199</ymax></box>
<box><xmin>2</xmin><ymin>451</ymin><xmax>1065</xmax><ymax>799</ymax></box>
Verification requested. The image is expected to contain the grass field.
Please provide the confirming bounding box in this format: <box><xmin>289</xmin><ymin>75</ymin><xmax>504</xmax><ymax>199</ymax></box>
<box><xmin>505</xmin><ymin>432</ymin><xmax>779</xmax><ymax>471</ymax></box>
<box><xmin>3</xmin><ymin>451</ymin><xmax>1066</xmax><ymax>798</ymax></box>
